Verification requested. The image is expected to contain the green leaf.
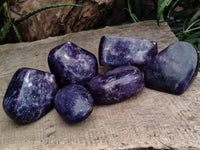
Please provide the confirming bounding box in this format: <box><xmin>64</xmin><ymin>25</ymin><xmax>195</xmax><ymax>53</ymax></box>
<box><xmin>0</xmin><ymin>0</ymin><xmax>6</xmax><ymax>7</ymax></box>
<box><xmin>186</xmin><ymin>26</ymin><xmax>200</xmax><ymax>33</ymax></box>
<box><xmin>1</xmin><ymin>0</ymin><xmax>7</xmax><ymax>4</ymax></box>
<box><xmin>167</xmin><ymin>0</ymin><xmax>181</xmax><ymax>17</ymax></box>
<box><xmin>3</xmin><ymin>2</ymin><xmax>23</xmax><ymax>42</ymax></box>
<box><xmin>127</xmin><ymin>0</ymin><xmax>139</xmax><ymax>23</ymax></box>
<box><xmin>188</xmin><ymin>8</ymin><xmax>200</xmax><ymax>26</ymax></box>
<box><xmin>157</xmin><ymin>0</ymin><xmax>172</xmax><ymax>25</ymax></box>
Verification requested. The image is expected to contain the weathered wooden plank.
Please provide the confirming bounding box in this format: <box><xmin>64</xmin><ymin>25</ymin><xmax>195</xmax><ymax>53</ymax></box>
<box><xmin>1</xmin><ymin>21</ymin><xmax>200</xmax><ymax>150</ymax></box>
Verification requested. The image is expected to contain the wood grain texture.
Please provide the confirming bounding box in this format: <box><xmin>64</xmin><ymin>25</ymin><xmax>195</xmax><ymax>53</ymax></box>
<box><xmin>8</xmin><ymin>0</ymin><xmax>126</xmax><ymax>42</ymax></box>
<box><xmin>1</xmin><ymin>21</ymin><xmax>200</xmax><ymax>150</ymax></box>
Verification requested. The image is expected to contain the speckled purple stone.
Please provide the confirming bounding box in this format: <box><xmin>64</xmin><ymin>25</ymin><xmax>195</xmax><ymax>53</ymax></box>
<box><xmin>54</xmin><ymin>84</ymin><xmax>94</xmax><ymax>123</ymax></box>
<box><xmin>48</xmin><ymin>42</ymin><xmax>98</xmax><ymax>87</ymax></box>
<box><xmin>3</xmin><ymin>68</ymin><xmax>57</xmax><ymax>124</ymax></box>
<box><xmin>144</xmin><ymin>41</ymin><xmax>199</xmax><ymax>95</ymax></box>
<box><xmin>99</xmin><ymin>36</ymin><xmax>157</xmax><ymax>66</ymax></box>
<box><xmin>87</xmin><ymin>65</ymin><xmax>144</xmax><ymax>105</ymax></box>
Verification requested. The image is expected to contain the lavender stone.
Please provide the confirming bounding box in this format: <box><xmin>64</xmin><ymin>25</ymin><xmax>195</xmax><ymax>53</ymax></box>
<box><xmin>48</xmin><ymin>42</ymin><xmax>98</xmax><ymax>87</ymax></box>
<box><xmin>87</xmin><ymin>65</ymin><xmax>144</xmax><ymax>105</ymax></box>
<box><xmin>54</xmin><ymin>84</ymin><xmax>94</xmax><ymax>123</ymax></box>
<box><xmin>3</xmin><ymin>68</ymin><xmax>57</xmax><ymax>124</ymax></box>
<box><xmin>99</xmin><ymin>36</ymin><xmax>157</xmax><ymax>66</ymax></box>
<box><xmin>144</xmin><ymin>41</ymin><xmax>199</xmax><ymax>94</ymax></box>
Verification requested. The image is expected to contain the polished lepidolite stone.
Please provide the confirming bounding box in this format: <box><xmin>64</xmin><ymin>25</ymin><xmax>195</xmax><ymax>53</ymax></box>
<box><xmin>144</xmin><ymin>41</ymin><xmax>199</xmax><ymax>94</ymax></box>
<box><xmin>99</xmin><ymin>36</ymin><xmax>157</xmax><ymax>66</ymax></box>
<box><xmin>3</xmin><ymin>68</ymin><xmax>57</xmax><ymax>124</ymax></box>
<box><xmin>48</xmin><ymin>42</ymin><xmax>98</xmax><ymax>87</ymax></box>
<box><xmin>54</xmin><ymin>84</ymin><xmax>94</xmax><ymax>123</ymax></box>
<box><xmin>87</xmin><ymin>65</ymin><xmax>144</xmax><ymax>105</ymax></box>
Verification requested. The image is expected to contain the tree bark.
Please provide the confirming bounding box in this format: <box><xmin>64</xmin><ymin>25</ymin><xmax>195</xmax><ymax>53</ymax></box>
<box><xmin>8</xmin><ymin>0</ymin><xmax>126</xmax><ymax>42</ymax></box>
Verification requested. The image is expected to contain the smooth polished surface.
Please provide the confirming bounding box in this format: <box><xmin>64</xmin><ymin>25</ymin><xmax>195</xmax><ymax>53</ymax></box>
<box><xmin>99</xmin><ymin>36</ymin><xmax>157</xmax><ymax>66</ymax></box>
<box><xmin>48</xmin><ymin>42</ymin><xmax>98</xmax><ymax>87</ymax></box>
<box><xmin>88</xmin><ymin>65</ymin><xmax>144</xmax><ymax>104</ymax></box>
<box><xmin>3</xmin><ymin>68</ymin><xmax>57</xmax><ymax>124</ymax></box>
<box><xmin>144</xmin><ymin>41</ymin><xmax>198</xmax><ymax>94</ymax></box>
<box><xmin>55</xmin><ymin>84</ymin><xmax>94</xmax><ymax>123</ymax></box>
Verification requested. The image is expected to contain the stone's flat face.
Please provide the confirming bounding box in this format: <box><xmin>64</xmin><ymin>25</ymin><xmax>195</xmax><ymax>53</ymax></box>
<box><xmin>99</xmin><ymin>36</ymin><xmax>157</xmax><ymax>66</ymax></box>
<box><xmin>54</xmin><ymin>84</ymin><xmax>94</xmax><ymax>123</ymax></box>
<box><xmin>3</xmin><ymin>68</ymin><xmax>57</xmax><ymax>124</ymax></box>
<box><xmin>48</xmin><ymin>42</ymin><xmax>98</xmax><ymax>87</ymax></box>
<box><xmin>144</xmin><ymin>41</ymin><xmax>199</xmax><ymax>95</ymax></box>
<box><xmin>87</xmin><ymin>65</ymin><xmax>144</xmax><ymax>105</ymax></box>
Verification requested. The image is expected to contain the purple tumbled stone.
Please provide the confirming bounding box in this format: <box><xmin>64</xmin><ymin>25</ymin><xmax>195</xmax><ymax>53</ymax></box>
<box><xmin>87</xmin><ymin>65</ymin><xmax>144</xmax><ymax>105</ymax></box>
<box><xmin>48</xmin><ymin>42</ymin><xmax>98</xmax><ymax>87</ymax></box>
<box><xmin>54</xmin><ymin>84</ymin><xmax>94</xmax><ymax>123</ymax></box>
<box><xmin>3</xmin><ymin>68</ymin><xmax>57</xmax><ymax>124</ymax></box>
<box><xmin>99</xmin><ymin>36</ymin><xmax>157</xmax><ymax>66</ymax></box>
<box><xmin>144</xmin><ymin>41</ymin><xmax>199</xmax><ymax>94</ymax></box>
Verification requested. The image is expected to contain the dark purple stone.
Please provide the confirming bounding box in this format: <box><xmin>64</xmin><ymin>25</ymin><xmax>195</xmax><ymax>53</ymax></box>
<box><xmin>48</xmin><ymin>42</ymin><xmax>98</xmax><ymax>87</ymax></box>
<box><xmin>144</xmin><ymin>41</ymin><xmax>199</xmax><ymax>94</ymax></box>
<box><xmin>99</xmin><ymin>36</ymin><xmax>157</xmax><ymax>66</ymax></box>
<box><xmin>54</xmin><ymin>84</ymin><xmax>94</xmax><ymax>123</ymax></box>
<box><xmin>87</xmin><ymin>65</ymin><xmax>144</xmax><ymax>105</ymax></box>
<box><xmin>3</xmin><ymin>68</ymin><xmax>57</xmax><ymax>124</ymax></box>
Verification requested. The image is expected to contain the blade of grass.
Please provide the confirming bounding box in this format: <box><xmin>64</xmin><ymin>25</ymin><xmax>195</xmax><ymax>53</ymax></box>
<box><xmin>12</xmin><ymin>23</ymin><xmax>23</xmax><ymax>42</ymax></box>
<box><xmin>127</xmin><ymin>0</ymin><xmax>139</xmax><ymax>22</ymax></box>
<box><xmin>3</xmin><ymin>2</ymin><xmax>23</xmax><ymax>42</ymax></box>
<box><xmin>157</xmin><ymin>0</ymin><xmax>172</xmax><ymax>25</ymax></box>
<box><xmin>0</xmin><ymin>3</ymin><xmax>82</xmax><ymax>44</ymax></box>
<box><xmin>186</xmin><ymin>26</ymin><xmax>200</xmax><ymax>33</ymax></box>
<box><xmin>0</xmin><ymin>0</ymin><xmax>6</xmax><ymax>6</ymax></box>
<box><xmin>185</xmin><ymin>31</ymin><xmax>200</xmax><ymax>39</ymax></box>
<box><xmin>0</xmin><ymin>18</ymin><xmax>12</xmax><ymax>44</ymax></box>
<box><xmin>182</xmin><ymin>18</ymin><xmax>188</xmax><ymax>32</ymax></box>
<box><xmin>188</xmin><ymin>8</ymin><xmax>200</xmax><ymax>26</ymax></box>
<box><xmin>14</xmin><ymin>3</ymin><xmax>82</xmax><ymax>25</ymax></box>
<box><xmin>167</xmin><ymin>0</ymin><xmax>181</xmax><ymax>17</ymax></box>
<box><xmin>186</xmin><ymin>19</ymin><xmax>200</xmax><ymax>32</ymax></box>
